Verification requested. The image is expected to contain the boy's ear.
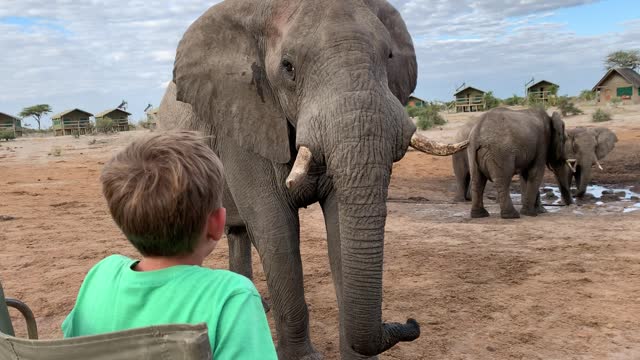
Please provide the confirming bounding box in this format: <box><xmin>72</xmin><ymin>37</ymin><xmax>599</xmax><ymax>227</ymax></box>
<box><xmin>207</xmin><ymin>208</ymin><xmax>226</xmax><ymax>241</ymax></box>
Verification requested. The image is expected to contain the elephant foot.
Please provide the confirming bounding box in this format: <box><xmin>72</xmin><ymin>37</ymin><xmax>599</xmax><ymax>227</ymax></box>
<box><xmin>500</xmin><ymin>209</ymin><xmax>521</xmax><ymax>219</ymax></box>
<box><xmin>278</xmin><ymin>348</ymin><xmax>323</xmax><ymax>360</ymax></box>
<box><xmin>519</xmin><ymin>208</ymin><xmax>538</xmax><ymax>217</ymax></box>
<box><xmin>471</xmin><ymin>208</ymin><xmax>490</xmax><ymax>218</ymax></box>
<box><xmin>536</xmin><ymin>206</ymin><xmax>548</xmax><ymax>214</ymax></box>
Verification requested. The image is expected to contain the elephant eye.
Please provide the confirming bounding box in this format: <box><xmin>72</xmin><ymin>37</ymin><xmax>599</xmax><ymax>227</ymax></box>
<box><xmin>281</xmin><ymin>59</ymin><xmax>295</xmax><ymax>81</ymax></box>
<box><xmin>389</xmin><ymin>52</ymin><xmax>393</xmax><ymax>59</ymax></box>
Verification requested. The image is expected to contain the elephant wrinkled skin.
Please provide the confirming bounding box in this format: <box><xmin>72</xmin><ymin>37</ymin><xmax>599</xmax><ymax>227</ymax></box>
<box><xmin>564</xmin><ymin>127</ymin><xmax>618</xmax><ymax>197</ymax></box>
<box><xmin>158</xmin><ymin>1</ymin><xmax>466</xmax><ymax>359</ymax></box>
<box><xmin>466</xmin><ymin>108</ymin><xmax>574</xmax><ymax>219</ymax></box>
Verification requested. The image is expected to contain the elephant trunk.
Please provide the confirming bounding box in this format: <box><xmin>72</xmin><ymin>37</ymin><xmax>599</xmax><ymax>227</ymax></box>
<box><xmin>553</xmin><ymin>163</ymin><xmax>574</xmax><ymax>205</ymax></box>
<box><xmin>575</xmin><ymin>158</ymin><xmax>594</xmax><ymax>197</ymax></box>
<box><xmin>330</xmin><ymin>138</ymin><xmax>419</xmax><ymax>356</ymax></box>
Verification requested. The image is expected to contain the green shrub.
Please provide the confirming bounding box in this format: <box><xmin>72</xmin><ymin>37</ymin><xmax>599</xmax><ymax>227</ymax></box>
<box><xmin>409</xmin><ymin>102</ymin><xmax>447</xmax><ymax>130</ymax></box>
<box><xmin>483</xmin><ymin>91</ymin><xmax>501</xmax><ymax>110</ymax></box>
<box><xmin>95</xmin><ymin>118</ymin><xmax>114</xmax><ymax>133</ymax></box>
<box><xmin>527</xmin><ymin>93</ymin><xmax>548</xmax><ymax>109</ymax></box>
<box><xmin>579</xmin><ymin>90</ymin><xmax>596</xmax><ymax>101</ymax></box>
<box><xmin>0</xmin><ymin>130</ymin><xmax>16</xmax><ymax>141</ymax></box>
<box><xmin>504</xmin><ymin>94</ymin><xmax>524</xmax><ymax>106</ymax></box>
<box><xmin>592</xmin><ymin>108</ymin><xmax>612</xmax><ymax>122</ymax></box>
<box><xmin>557</xmin><ymin>96</ymin><xmax>584</xmax><ymax>117</ymax></box>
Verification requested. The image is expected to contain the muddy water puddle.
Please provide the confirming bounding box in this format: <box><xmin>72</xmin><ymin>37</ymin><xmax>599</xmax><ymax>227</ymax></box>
<box><xmin>511</xmin><ymin>185</ymin><xmax>640</xmax><ymax>214</ymax></box>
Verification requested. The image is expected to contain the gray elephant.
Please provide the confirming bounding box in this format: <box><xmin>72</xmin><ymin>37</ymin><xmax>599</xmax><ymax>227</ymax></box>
<box><xmin>467</xmin><ymin>108</ymin><xmax>574</xmax><ymax>219</ymax></box>
<box><xmin>157</xmin><ymin>1</ymin><xmax>468</xmax><ymax>359</ymax></box>
<box><xmin>564</xmin><ymin>127</ymin><xmax>618</xmax><ymax>197</ymax></box>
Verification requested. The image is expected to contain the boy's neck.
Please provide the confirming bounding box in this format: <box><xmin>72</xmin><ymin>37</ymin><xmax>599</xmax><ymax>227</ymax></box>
<box><xmin>134</xmin><ymin>255</ymin><xmax>204</xmax><ymax>271</ymax></box>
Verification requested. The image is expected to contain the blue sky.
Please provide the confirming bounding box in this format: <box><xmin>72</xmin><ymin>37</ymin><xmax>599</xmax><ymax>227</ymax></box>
<box><xmin>0</xmin><ymin>0</ymin><xmax>639</xmax><ymax>128</ymax></box>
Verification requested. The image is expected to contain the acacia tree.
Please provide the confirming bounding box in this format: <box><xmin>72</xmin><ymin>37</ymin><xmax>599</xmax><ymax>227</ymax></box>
<box><xmin>19</xmin><ymin>104</ymin><xmax>52</xmax><ymax>130</ymax></box>
<box><xmin>605</xmin><ymin>50</ymin><xmax>640</xmax><ymax>70</ymax></box>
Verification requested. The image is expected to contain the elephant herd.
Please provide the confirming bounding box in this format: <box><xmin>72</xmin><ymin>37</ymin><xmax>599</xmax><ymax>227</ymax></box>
<box><xmin>452</xmin><ymin>107</ymin><xmax>618</xmax><ymax>219</ymax></box>
<box><xmin>155</xmin><ymin>0</ymin><xmax>618</xmax><ymax>359</ymax></box>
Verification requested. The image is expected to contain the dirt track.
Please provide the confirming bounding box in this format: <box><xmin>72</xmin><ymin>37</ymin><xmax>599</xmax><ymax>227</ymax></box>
<box><xmin>1</xmin><ymin>105</ymin><xmax>639</xmax><ymax>359</ymax></box>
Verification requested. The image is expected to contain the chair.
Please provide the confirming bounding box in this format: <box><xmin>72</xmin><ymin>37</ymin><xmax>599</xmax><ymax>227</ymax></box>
<box><xmin>0</xmin><ymin>280</ymin><xmax>212</xmax><ymax>359</ymax></box>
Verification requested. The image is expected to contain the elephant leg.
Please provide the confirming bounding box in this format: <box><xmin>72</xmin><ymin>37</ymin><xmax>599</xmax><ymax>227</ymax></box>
<box><xmin>492</xmin><ymin>163</ymin><xmax>519</xmax><ymax>219</ymax></box>
<box><xmin>227</xmin><ymin>226</ymin><xmax>253</xmax><ymax>280</ymax></box>
<box><xmin>220</xmin><ymin>154</ymin><xmax>319</xmax><ymax>359</ymax></box>
<box><xmin>470</xmin><ymin>166</ymin><xmax>490</xmax><ymax>218</ymax></box>
<box><xmin>520</xmin><ymin>165</ymin><xmax>545</xmax><ymax>217</ymax></box>
<box><xmin>321</xmin><ymin>193</ymin><xmax>377</xmax><ymax>360</ymax></box>
<box><xmin>226</xmin><ymin>226</ymin><xmax>271</xmax><ymax>312</ymax></box>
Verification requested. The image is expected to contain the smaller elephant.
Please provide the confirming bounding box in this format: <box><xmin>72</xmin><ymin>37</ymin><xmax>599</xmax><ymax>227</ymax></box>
<box><xmin>452</xmin><ymin>117</ymin><xmax>480</xmax><ymax>201</ymax></box>
<box><xmin>564</xmin><ymin>127</ymin><xmax>618</xmax><ymax>197</ymax></box>
<box><xmin>467</xmin><ymin>108</ymin><xmax>574</xmax><ymax>219</ymax></box>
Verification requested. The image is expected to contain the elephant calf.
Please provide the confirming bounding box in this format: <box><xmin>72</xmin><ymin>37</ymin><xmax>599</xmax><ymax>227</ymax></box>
<box><xmin>467</xmin><ymin>108</ymin><xmax>573</xmax><ymax>219</ymax></box>
<box><xmin>564</xmin><ymin>127</ymin><xmax>618</xmax><ymax>197</ymax></box>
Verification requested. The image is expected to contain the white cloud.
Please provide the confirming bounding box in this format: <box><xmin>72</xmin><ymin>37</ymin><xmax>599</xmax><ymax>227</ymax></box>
<box><xmin>0</xmin><ymin>0</ymin><xmax>638</xmax><ymax>126</ymax></box>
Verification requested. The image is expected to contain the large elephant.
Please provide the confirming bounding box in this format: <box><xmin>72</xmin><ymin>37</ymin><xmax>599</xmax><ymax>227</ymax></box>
<box><xmin>564</xmin><ymin>127</ymin><xmax>618</xmax><ymax>197</ymax></box>
<box><xmin>158</xmin><ymin>1</ymin><xmax>468</xmax><ymax>359</ymax></box>
<box><xmin>467</xmin><ymin>108</ymin><xmax>574</xmax><ymax>219</ymax></box>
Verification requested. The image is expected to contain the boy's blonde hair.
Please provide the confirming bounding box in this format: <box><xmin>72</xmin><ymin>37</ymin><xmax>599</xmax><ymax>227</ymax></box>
<box><xmin>100</xmin><ymin>131</ymin><xmax>224</xmax><ymax>257</ymax></box>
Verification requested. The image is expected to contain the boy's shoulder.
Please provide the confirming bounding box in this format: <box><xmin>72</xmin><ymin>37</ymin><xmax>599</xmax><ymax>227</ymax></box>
<box><xmin>187</xmin><ymin>267</ymin><xmax>258</xmax><ymax>296</ymax></box>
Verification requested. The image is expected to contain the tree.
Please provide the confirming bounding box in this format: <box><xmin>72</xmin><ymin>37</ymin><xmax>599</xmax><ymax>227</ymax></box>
<box><xmin>19</xmin><ymin>104</ymin><xmax>52</xmax><ymax>130</ymax></box>
<box><xmin>605</xmin><ymin>50</ymin><xmax>640</xmax><ymax>70</ymax></box>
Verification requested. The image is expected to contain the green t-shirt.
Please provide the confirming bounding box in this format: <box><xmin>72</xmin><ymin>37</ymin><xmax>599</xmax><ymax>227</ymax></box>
<box><xmin>62</xmin><ymin>255</ymin><xmax>277</xmax><ymax>360</ymax></box>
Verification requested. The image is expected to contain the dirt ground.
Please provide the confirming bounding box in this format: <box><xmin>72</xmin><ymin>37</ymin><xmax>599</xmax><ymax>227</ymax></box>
<box><xmin>1</xmin><ymin>104</ymin><xmax>639</xmax><ymax>359</ymax></box>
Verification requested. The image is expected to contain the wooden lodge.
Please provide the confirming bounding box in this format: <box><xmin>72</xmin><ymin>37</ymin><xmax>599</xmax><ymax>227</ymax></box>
<box><xmin>592</xmin><ymin>68</ymin><xmax>640</xmax><ymax>105</ymax></box>
<box><xmin>95</xmin><ymin>108</ymin><xmax>131</xmax><ymax>132</ymax></box>
<box><xmin>52</xmin><ymin>109</ymin><xmax>93</xmax><ymax>136</ymax></box>
<box><xmin>407</xmin><ymin>95</ymin><xmax>426</xmax><ymax>108</ymax></box>
<box><xmin>454</xmin><ymin>86</ymin><xmax>485</xmax><ymax>112</ymax></box>
<box><xmin>527</xmin><ymin>80</ymin><xmax>558</xmax><ymax>103</ymax></box>
<box><xmin>0</xmin><ymin>112</ymin><xmax>22</xmax><ymax>137</ymax></box>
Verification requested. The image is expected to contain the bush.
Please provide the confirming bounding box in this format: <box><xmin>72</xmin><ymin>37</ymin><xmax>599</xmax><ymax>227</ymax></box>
<box><xmin>95</xmin><ymin>118</ymin><xmax>114</xmax><ymax>133</ymax></box>
<box><xmin>579</xmin><ymin>90</ymin><xmax>596</xmax><ymax>101</ymax></box>
<box><xmin>504</xmin><ymin>94</ymin><xmax>524</xmax><ymax>106</ymax></box>
<box><xmin>557</xmin><ymin>96</ymin><xmax>584</xmax><ymax>117</ymax></box>
<box><xmin>0</xmin><ymin>130</ymin><xmax>16</xmax><ymax>141</ymax></box>
<box><xmin>527</xmin><ymin>92</ymin><xmax>548</xmax><ymax>109</ymax></box>
<box><xmin>483</xmin><ymin>91</ymin><xmax>501</xmax><ymax>110</ymax></box>
<box><xmin>610</xmin><ymin>97</ymin><xmax>622</xmax><ymax>107</ymax></box>
<box><xmin>408</xmin><ymin>102</ymin><xmax>447</xmax><ymax>130</ymax></box>
<box><xmin>592</xmin><ymin>108</ymin><xmax>612</xmax><ymax>122</ymax></box>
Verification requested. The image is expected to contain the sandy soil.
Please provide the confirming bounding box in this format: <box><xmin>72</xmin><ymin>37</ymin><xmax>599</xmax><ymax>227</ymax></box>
<box><xmin>1</xmin><ymin>104</ymin><xmax>639</xmax><ymax>359</ymax></box>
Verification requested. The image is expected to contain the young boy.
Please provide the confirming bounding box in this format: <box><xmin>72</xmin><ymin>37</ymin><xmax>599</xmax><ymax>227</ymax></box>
<box><xmin>62</xmin><ymin>131</ymin><xmax>277</xmax><ymax>359</ymax></box>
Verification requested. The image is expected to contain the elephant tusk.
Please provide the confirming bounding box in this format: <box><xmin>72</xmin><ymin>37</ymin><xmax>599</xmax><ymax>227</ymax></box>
<box><xmin>286</xmin><ymin>146</ymin><xmax>313</xmax><ymax>189</ymax></box>
<box><xmin>410</xmin><ymin>133</ymin><xmax>469</xmax><ymax>156</ymax></box>
<box><xmin>566</xmin><ymin>159</ymin><xmax>577</xmax><ymax>173</ymax></box>
<box><xmin>595</xmin><ymin>159</ymin><xmax>604</xmax><ymax>171</ymax></box>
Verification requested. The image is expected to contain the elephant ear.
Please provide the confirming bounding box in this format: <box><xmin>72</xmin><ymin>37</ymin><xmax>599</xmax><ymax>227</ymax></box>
<box><xmin>592</xmin><ymin>128</ymin><xmax>618</xmax><ymax>160</ymax></box>
<box><xmin>173</xmin><ymin>1</ymin><xmax>290</xmax><ymax>163</ymax></box>
<box><xmin>363</xmin><ymin>0</ymin><xmax>417</xmax><ymax>105</ymax></box>
<box><xmin>549</xmin><ymin>111</ymin><xmax>566</xmax><ymax>164</ymax></box>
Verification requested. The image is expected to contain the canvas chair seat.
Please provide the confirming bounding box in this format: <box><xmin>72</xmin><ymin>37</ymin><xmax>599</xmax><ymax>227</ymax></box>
<box><xmin>1</xmin><ymin>281</ymin><xmax>211</xmax><ymax>360</ymax></box>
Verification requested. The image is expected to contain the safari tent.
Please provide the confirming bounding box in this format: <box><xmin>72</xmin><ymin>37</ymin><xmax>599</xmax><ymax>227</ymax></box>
<box><xmin>95</xmin><ymin>108</ymin><xmax>131</xmax><ymax>132</ymax></box>
<box><xmin>526</xmin><ymin>80</ymin><xmax>558</xmax><ymax>103</ymax></box>
<box><xmin>454</xmin><ymin>86</ymin><xmax>485</xmax><ymax>112</ymax></box>
<box><xmin>0</xmin><ymin>112</ymin><xmax>22</xmax><ymax>137</ymax></box>
<box><xmin>407</xmin><ymin>95</ymin><xmax>426</xmax><ymax>108</ymax></box>
<box><xmin>52</xmin><ymin>109</ymin><xmax>93</xmax><ymax>136</ymax></box>
<box><xmin>592</xmin><ymin>68</ymin><xmax>640</xmax><ymax>105</ymax></box>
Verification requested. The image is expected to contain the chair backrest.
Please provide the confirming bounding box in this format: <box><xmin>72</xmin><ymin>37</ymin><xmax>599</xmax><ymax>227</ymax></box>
<box><xmin>0</xmin><ymin>323</ymin><xmax>212</xmax><ymax>360</ymax></box>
